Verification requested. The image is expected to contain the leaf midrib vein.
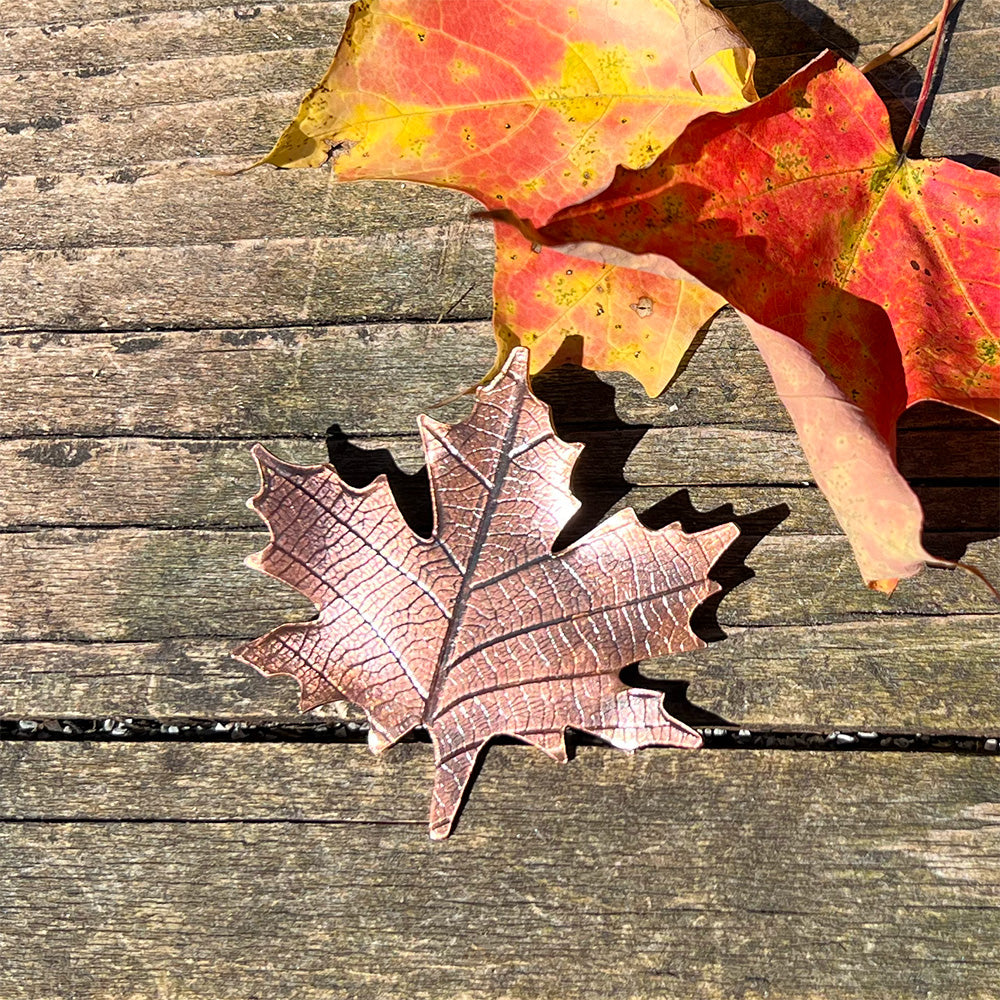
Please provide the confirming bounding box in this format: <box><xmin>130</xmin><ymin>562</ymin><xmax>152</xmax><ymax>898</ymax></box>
<box><xmin>420</xmin><ymin>380</ymin><xmax>526</xmax><ymax>721</ymax></box>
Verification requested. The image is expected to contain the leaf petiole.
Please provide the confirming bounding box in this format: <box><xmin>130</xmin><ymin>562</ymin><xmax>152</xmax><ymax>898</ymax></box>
<box><xmin>900</xmin><ymin>0</ymin><xmax>958</xmax><ymax>157</ymax></box>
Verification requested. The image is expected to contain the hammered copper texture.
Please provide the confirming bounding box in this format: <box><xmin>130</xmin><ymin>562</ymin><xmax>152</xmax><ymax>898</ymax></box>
<box><xmin>234</xmin><ymin>349</ymin><xmax>738</xmax><ymax>837</ymax></box>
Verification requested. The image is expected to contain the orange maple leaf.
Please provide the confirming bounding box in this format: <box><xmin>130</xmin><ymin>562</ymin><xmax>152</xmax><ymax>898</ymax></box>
<box><xmin>262</xmin><ymin>0</ymin><xmax>754</xmax><ymax>393</ymax></box>
<box><xmin>508</xmin><ymin>52</ymin><xmax>998</xmax><ymax>588</ymax></box>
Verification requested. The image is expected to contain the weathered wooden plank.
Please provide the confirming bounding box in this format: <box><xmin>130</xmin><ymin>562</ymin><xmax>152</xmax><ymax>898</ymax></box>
<box><xmin>2</xmin><ymin>614</ymin><xmax>998</xmax><ymax>730</ymax></box>
<box><xmin>903</xmin><ymin>86</ymin><xmax>1000</xmax><ymax>161</ymax></box>
<box><xmin>4</xmin><ymin>0</ymin><xmax>291</xmax><ymax>29</ymax></box>
<box><xmin>2</xmin><ymin>73</ymin><xmax>995</xmax><ymax>186</ymax></box>
<box><xmin>0</xmin><ymin>316</ymin><xmax>770</xmax><ymax>436</ymax></box>
<box><xmin>0</xmin><ymin>226</ymin><xmax>493</xmax><ymax>332</ymax></box>
<box><xmin>0</xmin><ymin>90</ymin><xmax>298</xmax><ymax>176</ymax></box>
<box><xmin>4</xmin><ymin>315</ymin><xmax>996</xmax><ymax>438</ymax></box>
<box><xmin>0</xmin><ymin>321</ymin><xmax>498</xmax><ymax>437</ymax></box>
<box><xmin>0</xmin><ymin>3</ymin><xmax>346</xmax><ymax>75</ymax></box>
<box><xmin>0</xmin><ymin>48</ymin><xmax>333</xmax><ymax>124</ymax></box>
<box><xmin>676</xmin><ymin>614</ymin><xmax>1000</xmax><ymax>732</ymax></box>
<box><xmin>1</xmin><ymin>746</ymin><xmax>998</xmax><ymax>999</ymax></box>
<box><xmin>0</xmin><ymin>163</ymin><xmax>472</xmax><ymax>252</ymax></box>
<box><xmin>1</xmin><ymin>0</ymin><xmax>995</xmax><ymax>173</ymax></box>
<box><xmin>3</xmin><ymin>435</ymin><xmax>997</xmax><ymax>539</ymax></box>
<box><xmin>727</xmin><ymin>5</ymin><xmax>999</xmax><ymax>99</ymax></box>
<box><xmin>4</xmin><ymin>0</ymin><xmax>994</xmax><ymax>87</ymax></box>
<box><xmin>1</xmin><ymin>527</ymin><xmax>995</xmax><ymax>644</ymax></box>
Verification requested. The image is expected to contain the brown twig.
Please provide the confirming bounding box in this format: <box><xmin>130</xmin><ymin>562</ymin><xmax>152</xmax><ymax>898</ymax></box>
<box><xmin>859</xmin><ymin>11</ymin><xmax>943</xmax><ymax>75</ymax></box>
<box><xmin>925</xmin><ymin>559</ymin><xmax>1000</xmax><ymax>602</ymax></box>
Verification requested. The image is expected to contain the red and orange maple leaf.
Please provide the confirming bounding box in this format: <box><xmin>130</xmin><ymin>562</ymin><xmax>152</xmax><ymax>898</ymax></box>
<box><xmin>504</xmin><ymin>52</ymin><xmax>999</xmax><ymax>588</ymax></box>
<box><xmin>234</xmin><ymin>349</ymin><xmax>737</xmax><ymax>837</ymax></box>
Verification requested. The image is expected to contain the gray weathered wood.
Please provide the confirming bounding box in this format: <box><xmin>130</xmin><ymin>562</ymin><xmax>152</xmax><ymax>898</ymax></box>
<box><xmin>2</xmin><ymin>528</ymin><xmax>996</xmax><ymax>642</ymax></box>
<box><xmin>0</xmin><ymin>321</ymin><xmax>499</xmax><ymax>437</ymax></box>
<box><xmin>0</xmin><ymin>0</ymin><xmax>995</xmax><ymax>347</ymax></box>
<box><xmin>1</xmin><ymin>745</ymin><xmax>998</xmax><ymax>999</ymax></box>
<box><xmin>0</xmin><ymin>224</ymin><xmax>494</xmax><ymax>332</ymax></box>
<box><xmin>0</xmin><ymin>162</ymin><xmax>471</xmax><ymax>252</ymax></box>
<box><xmin>3</xmin><ymin>1</ymin><xmax>999</xmax><ymax>996</ymax></box>
<box><xmin>4</xmin><ymin>314</ymin><xmax>995</xmax><ymax>437</ymax></box>
<box><xmin>3</xmin><ymin>435</ymin><xmax>996</xmax><ymax>541</ymax></box>
<box><xmin>3</xmin><ymin>614</ymin><xmax>998</xmax><ymax>731</ymax></box>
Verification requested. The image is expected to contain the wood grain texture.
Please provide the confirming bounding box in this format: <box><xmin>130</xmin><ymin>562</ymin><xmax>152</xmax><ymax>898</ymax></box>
<box><xmin>4</xmin><ymin>313</ymin><xmax>997</xmax><ymax>436</ymax></box>
<box><xmin>2</xmin><ymin>745</ymin><xmax>999</xmax><ymax>999</ymax></box>
<box><xmin>4</xmin><ymin>434</ymin><xmax>995</xmax><ymax>530</ymax></box>
<box><xmin>1</xmin><ymin>524</ymin><xmax>996</xmax><ymax>733</ymax></box>
<box><xmin>0</xmin><ymin>223</ymin><xmax>493</xmax><ymax>332</ymax></box>
<box><xmin>3</xmin><ymin>527</ymin><xmax>996</xmax><ymax>642</ymax></box>
<box><xmin>2</xmin><ymin>306</ymin><xmax>994</xmax><ymax>734</ymax></box>
<box><xmin>2</xmin><ymin>614</ymin><xmax>998</xmax><ymax>732</ymax></box>
<box><xmin>0</xmin><ymin>0</ymin><xmax>995</xmax><ymax>347</ymax></box>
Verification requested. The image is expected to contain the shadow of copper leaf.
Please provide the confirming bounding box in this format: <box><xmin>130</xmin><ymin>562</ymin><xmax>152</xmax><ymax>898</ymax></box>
<box><xmin>638</xmin><ymin>490</ymin><xmax>789</xmax><ymax>644</ymax></box>
<box><xmin>531</xmin><ymin>363</ymin><xmax>652</xmax><ymax>548</ymax></box>
<box><xmin>325</xmin><ymin>424</ymin><xmax>434</xmax><ymax>538</ymax></box>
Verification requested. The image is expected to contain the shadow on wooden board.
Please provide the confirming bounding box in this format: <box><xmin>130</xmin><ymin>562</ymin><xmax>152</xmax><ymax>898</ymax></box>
<box><xmin>898</xmin><ymin>402</ymin><xmax>1000</xmax><ymax>561</ymax></box>
<box><xmin>722</xmin><ymin>0</ymin><xmax>999</xmax><ymax>174</ymax></box>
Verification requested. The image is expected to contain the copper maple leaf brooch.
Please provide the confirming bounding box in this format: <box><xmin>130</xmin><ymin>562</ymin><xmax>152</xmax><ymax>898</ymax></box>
<box><xmin>235</xmin><ymin>349</ymin><xmax>738</xmax><ymax>837</ymax></box>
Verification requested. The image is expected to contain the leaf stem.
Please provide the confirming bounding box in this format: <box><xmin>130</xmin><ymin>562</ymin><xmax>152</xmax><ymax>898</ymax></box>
<box><xmin>926</xmin><ymin>559</ymin><xmax>1000</xmax><ymax>602</ymax></box>
<box><xmin>900</xmin><ymin>0</ymin><xmax>957</xmax><ymax>158</ymax></box>
<box><xmin>859</xmin><ymin>12</ymin><xmax>942</xmax><ymax>75</ymax></box>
